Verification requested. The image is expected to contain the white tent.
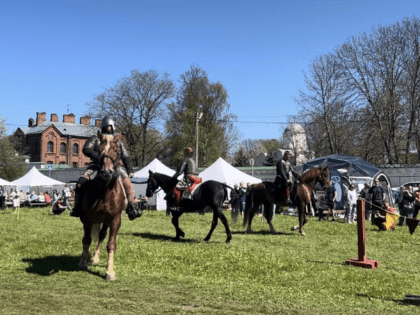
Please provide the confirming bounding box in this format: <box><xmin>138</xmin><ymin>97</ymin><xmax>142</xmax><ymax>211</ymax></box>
<box><xmin>199</xmin><ymin>157</ymin><xmax>262</xmax><ymax>190</ymax></box>
<box><xmin>10</xmin><ymin>167</ymin><xmax>64</xmax><ymax>187</ymax></box>
<box><xmin>132</xmin><ymin>159</ymin><xmax>176</xmax><ymax>210</ymax></box>
<box><xmin>0</xmin><ymin>178</ymin><xmax>11</xmax><ymax>186</ymax></box>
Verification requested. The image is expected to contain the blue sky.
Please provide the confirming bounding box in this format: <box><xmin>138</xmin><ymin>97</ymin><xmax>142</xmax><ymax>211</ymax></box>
<box><xmin>1</xmin><ymin>0</ymin><xmax>419</xmax><ymax>141</ymax></box>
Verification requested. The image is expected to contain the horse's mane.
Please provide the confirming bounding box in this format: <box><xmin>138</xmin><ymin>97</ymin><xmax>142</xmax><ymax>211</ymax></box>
<box><xmin>301</xmin><ymin>167</ymin><xmax>322</xmax><ymax>182</ymax></box>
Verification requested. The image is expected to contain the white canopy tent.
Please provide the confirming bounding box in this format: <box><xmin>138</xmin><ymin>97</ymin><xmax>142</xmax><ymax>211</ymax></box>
<box><xmin>0</xmin><ymin>178</ymin><xmax>11</xmax><ymax>186</ymax></box>
<box><xmin>132</xmin><ymin>159</ymin><xmax>176</xmax><ymax>210</ymax></box>
<box><xmin>199</xmin><ymin>157</ymin><xmax>262</xmax><ymax>192</ymax></box>
<box><xmin>9</xmin><ymin>167</ymin><xmax>64</xmax><ymax>193</ymax></box>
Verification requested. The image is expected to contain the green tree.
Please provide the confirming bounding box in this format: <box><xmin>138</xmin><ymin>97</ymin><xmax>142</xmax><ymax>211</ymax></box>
<box><xmin>232</xmin><ymin>147</ymin><xmax>249</xmax><ymax>167</ymax></box>
<box><xmin>166</xmin><ymin>65</ymin><xmax>237</xmax><ymax>167</ymax></box>
<box><xmin>0</xmin><ymin>117</ymin><xmax>26</xmax><ymax>180</ymax></box>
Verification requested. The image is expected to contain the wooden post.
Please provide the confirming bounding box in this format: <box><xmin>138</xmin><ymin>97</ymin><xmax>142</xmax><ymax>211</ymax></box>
<box><xmin>346</xmin><ymin>199</ymin><xmax>380</xmax><ymax>269</ymax></box>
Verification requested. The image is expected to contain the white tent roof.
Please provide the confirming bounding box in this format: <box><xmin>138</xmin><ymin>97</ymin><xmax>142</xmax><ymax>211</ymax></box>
<box><xmin>9</xmin><ymin>167</ymin><xmax>64</xmax><ymax>186</ymax></box>
<box><xmin>133</xmin><ymin>158</ymin><xmax>175</xmax><ymax>178</ymax></box>
<box><xmin>0</xmin><ymin>178</ymin><xmax>11</xmax><ymax>185</ymax></box>
<box><xmin>132</xmin><ymin>159</ymin><xmax>175</xmax><ymax>211</ymax></box>
<box><xmin>199</xmin><ymin>157</ymin><xmax>261</xmax><ymax>187</ymax></box>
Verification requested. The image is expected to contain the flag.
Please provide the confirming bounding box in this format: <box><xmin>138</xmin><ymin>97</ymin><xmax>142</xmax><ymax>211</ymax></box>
<box><xmin>406</xmin><ymin>218</ymin><xmax>420</xmax><ymax>235</ymax></box>
<box><xmin>384</xmin><ymin>212</ymin><xmax>399</xmax><ymax>230</ymax></box>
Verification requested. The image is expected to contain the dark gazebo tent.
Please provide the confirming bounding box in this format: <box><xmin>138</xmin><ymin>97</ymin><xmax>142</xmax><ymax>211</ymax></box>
<box><xmin>300</xmin><ymin>155</ymin><xmax>394</xmax><ymax>209</ymax></box>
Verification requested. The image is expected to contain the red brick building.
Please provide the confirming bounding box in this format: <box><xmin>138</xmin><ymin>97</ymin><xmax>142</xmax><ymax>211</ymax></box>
<box><xmin>14</xmin><ymin>112</ymin><xmax>101</xmax><ymax>167</ymax></box>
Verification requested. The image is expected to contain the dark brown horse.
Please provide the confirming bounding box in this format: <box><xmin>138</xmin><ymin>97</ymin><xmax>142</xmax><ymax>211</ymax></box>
<box><xmin>77</xmin><ymin>133</ymin><xmax>128</xmax><ymax>280</ymax></box>
<box><xmin>243</xmin><ymin>166</ymin><xmax>331</xmax><ymax>236</ymax></box>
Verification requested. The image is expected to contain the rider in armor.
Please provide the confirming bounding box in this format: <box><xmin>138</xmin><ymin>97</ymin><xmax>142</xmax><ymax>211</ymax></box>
<box><xmin>274</xmin><ymin>151</ymin><xmax>300</xmax><ymax>205</ymax></box>
<box><xmin>170</xmin><ymin>147</ymin><xmax>202</xmax><ymax>210</ymax></box>
<box><xmin>71</xmin><ymin>116</ymin><xmax>142</xmax><ymax>220</ymax></box>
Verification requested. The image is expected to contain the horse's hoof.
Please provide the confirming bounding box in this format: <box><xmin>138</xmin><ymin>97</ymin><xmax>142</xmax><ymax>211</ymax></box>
<box><xmin>300</xmin><ymin>231</ymin><xmax>306</xmax><ymax>236</ymax></box>
<box><xmin>291</xmin><ymin>226</ymin><xmax>298</xmax><ymax>231</ymax></box>
<box><xmin>77</xmin><ymin>263</ymin><xmax>88</xmax><ymax>271</ymax></box>
<box><xmin>91</xmin><ymin>257</ymin><xmax>100</xmax><ymax>265</ymax></box>
<box><xmin>179</xmin><ymin>231</ymin><xmax>185</xmax><ymax>238</ymax></box>
<box><xmin>105</xmin><ymin>272</ymin><xmax>116</xmax><ymax>281</ymax></box>
<box><xmin>203</xmin><ymin>237</ymin><xmax>210</xmax><ymax>242</ymax></box>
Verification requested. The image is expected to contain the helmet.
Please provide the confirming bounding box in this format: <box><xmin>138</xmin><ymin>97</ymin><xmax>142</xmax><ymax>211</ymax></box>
<box><xmin>185</xmin><ymin>147</ymin><xmax>193</xmax><ymax>154</ymax></box>
<box><xmin>101</xmin><ymin>116</ymin><xmax>115</xmax><ymax>134</ymax></box>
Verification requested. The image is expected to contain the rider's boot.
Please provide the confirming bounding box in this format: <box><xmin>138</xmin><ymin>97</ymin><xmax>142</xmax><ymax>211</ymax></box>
<box><xmin>285</xmin><ymin>186</ymin><xmax>293</xmax><ymax>206</ymax></box>
<box><xmin>70</xmin><ymin>177</ymin><xmax>88</xmax><ymax>218</ymax></box>
<box><xmin>122</xmin><ymin>177</ymin><xmax>142</xmax><ymax>220</ymax></box>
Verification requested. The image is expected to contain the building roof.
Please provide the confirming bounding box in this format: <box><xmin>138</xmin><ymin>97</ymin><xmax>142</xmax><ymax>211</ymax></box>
<box><xmin>18</xmin><ymin>121</ymin><xmax>99</xmax><ymax>138</ymax></box>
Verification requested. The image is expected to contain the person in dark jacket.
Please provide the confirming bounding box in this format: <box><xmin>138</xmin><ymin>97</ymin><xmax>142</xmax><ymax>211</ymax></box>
<box><xmin>71</xmin><ymin>116</ymin><xmax>141</xmax><ymax>220</ymax></box>
<box><xmin>359</xmin><ymin>183</ymin><xmax>372</xmax><ymax>221</ymax></box>
<box><xmin>229</xmin><ymin>184</ymin><xmax>240</xmax><ymax>223</ymax></box>
<box><xmin>368</xmin><ymin>179</ymin><xmax>385</xmax><ymax>224</ymax></box>
<box><xmin>398</xmin><ymin>185</ymin><xmax>415</xmax><ymax>226</ymax></box>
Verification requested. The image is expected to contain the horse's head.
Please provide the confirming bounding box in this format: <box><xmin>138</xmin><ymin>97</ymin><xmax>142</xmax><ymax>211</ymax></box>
<box><xmin>317</xmin><ymin>166</ymin><xmax>331</xmax><ymax>188</ymax></box>
<box><xmin>99</xmin><ymin>133</ymin><xmax>123</xmax><ymax>176</ymax></box>
<box><xmin>146</xmin><ymin>170</ymin><xmax>159</xmax><ymax>198</ymax></box>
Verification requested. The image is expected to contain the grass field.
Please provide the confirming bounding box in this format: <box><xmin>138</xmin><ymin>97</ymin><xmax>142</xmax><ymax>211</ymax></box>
<box><xmin>1</xmin><ymin>207</ymin><xmax>420</xmax><ymax>314</ymax></box>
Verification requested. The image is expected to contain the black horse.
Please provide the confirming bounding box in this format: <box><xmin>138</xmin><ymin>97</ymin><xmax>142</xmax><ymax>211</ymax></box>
<box><xmin>243</xmin><ymin>166</ymin><xmax>331</xmax><ymax>236</ymax></box>
<box><xmin>146</xmin><ymin>171</ymin><xmax>233</xmax><ymax>243</ymax></box>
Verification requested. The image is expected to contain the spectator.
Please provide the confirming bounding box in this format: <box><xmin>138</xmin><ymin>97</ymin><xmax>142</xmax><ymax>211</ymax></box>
<box><xmin>346</xmin><ymin>184</ymin><xmax>358</xmax><ymax>224</ymax></box>
<box><xmin>369</xmin><ymin>179</ymin><xmax>385</xmax><ymax>224</ymax></box>
<box><xmin>359</xmin><ymin>183</ymin><xmax>372</xmax><ymax>221</ymax></box>
<box><xmin>0</xmin><ymin>186</ymin><xmax>5</xmax><ymax>210</ymax></box>
<box><xmin>30</xmin><ymin>191</ymin><xmax>38</xmax><ymax>202</ymax></box>
<box><xmin>12</xmin><ymin>194</ymin><xmax>20</xmax><ymax>213</ymax></box>
<box><xmin>414</xmin><ymin>185</ymin><xmax>420</xmax><ymax>218</ymax></box>
<box><xmin>238</xmin><ymin>182</ymin><xmax>247</xmax><ymax>218</ymax></box>
<box><xmin>326</xmin><ymin>183</ymin><xmax>337</xmax><ymax>221</ymax></box>
<box><xmin>44</xmin><ymin>191</ymin><xmax>51</xmax><ymax>204</ymax></box>
<box><xmin>229</xmin><ymin>184</ymin><xmax>240</xmax><ymax>223</ymax></box>
<box><xmin>52</xmin><ymin>190</ymin><xmax>59</xmax><ymax>204</ymax></box>
<box><xmin>399</xmin><ymin>185</ymin><xmax>415</xmax><ymax>226</ymax></box>
<box><xmin>62</xmin><ymin>184</ymin><xmax>72</xmax><ymax>211</ymax></box>
<box><xmin>374</xmin><ymin>201</ymin><xmax>396</xmax><ymax>231</ymax></box>
<box><xmin>51</xmin><ymin>198</ymin><xmax>71</xmax><ymax>215</ymax></box>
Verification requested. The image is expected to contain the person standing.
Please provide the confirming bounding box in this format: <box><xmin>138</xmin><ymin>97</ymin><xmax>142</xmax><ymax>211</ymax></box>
<box><xmin>399</xmin><ymin>185</ymin><xmax>415</xmax><ymax>226</ymax></box>
<box><xmin>229</xmin><ymin>184</ymin><xmax>240</xmax><ymax>223</ymax></box>
<box><xmin>414</xmin><ymin>185</ymin><xmax>420</xmax><ymax>218</ymax></box>
<box><xmin>238</xmin><ymin>182</ymin><xmax>247</xmax><ymax>218</ymax></box>
<box><xmin>325</xmin><ymin>183</ymin><xmax>337</xmax><ymax>221</ymax></box>
<box><xmin>359</xmin><ymin>183</ymin><xmax>372</xmax><ymax>221</ymax></box>
<box><xmin>369</xmin><ymin>179</ymin><xmax>385</xmax><ymax>224</ymax></box>
<box><xmin>0</xmin><ymin>186</ymin><xmax>4</xmax><ymax>210</ymax></box>
<box><xmin>346</xmin><ymin>184</ymin><xmax>358</xmax><ymax>224</ymax></box>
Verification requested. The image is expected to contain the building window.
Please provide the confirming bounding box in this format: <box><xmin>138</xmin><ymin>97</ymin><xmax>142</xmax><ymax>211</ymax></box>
<box><xmin>60</xmin><ymin>143</ymin><xmax>66</xmax><ymax>154</ymax></box>
<box><xmin>59</xmin><ymin>162</ymin><xmax>65</xmax><ymax>165</ymax></box>
<box><xmin>47</xmin><ymin>141</ymin><xmax>54</xmax><ymax>153</ymax></box>
<box><xmin>72</xmin><ymin>162</ymin><xmax>78</xmax><ymax>168</ymax></box>
<box><xmin>47</xmin><ymin>161</ymin><xmax>53</xmax><ymax>164</ymax></box>
<box><xmin>73</xmin><ymin>143</ymin><xmax>79</xmax><ymax>155</ymax></box>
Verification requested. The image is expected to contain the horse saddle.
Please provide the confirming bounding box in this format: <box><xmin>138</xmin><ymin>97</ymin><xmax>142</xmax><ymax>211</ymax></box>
<box><xmin>182</xmin><ymin>182</ymin><xmax>202</xmax><ymax>200</ymax></box>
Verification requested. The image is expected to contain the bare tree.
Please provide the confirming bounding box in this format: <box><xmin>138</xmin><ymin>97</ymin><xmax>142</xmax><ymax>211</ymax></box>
<box><xmin>87</xmin><ymin>70</ymin><xmax>175</xmax><ymax>167</ymax></box>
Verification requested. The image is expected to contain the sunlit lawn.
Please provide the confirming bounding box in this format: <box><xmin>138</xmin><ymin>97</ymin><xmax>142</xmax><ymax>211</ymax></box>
<box><xmin>1</xmin><ymin>207</ymin><xmax>420</xmax><ymax>314</ymax></box>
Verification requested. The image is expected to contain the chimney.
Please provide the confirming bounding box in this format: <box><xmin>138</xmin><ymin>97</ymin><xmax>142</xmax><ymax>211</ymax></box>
<box><xmin>63</xmin><ymin>113</ymin><xmax>75</xmax><ymax>123</ymax></box>
<box><xmin>28</xmin><ymin>118</ymin><xmax>34</xmax><ymax>127</ymax></box>
<box><xmin>80</xmin><ymin>116</ymin><xmax>90</xmax><ymax>125</ymax></box>
<box><xmin>51</xmin><ymin>113</ymin><xmax>58</xmax><ymax>122</ymax></box>
<box><xmin>36</xmin><ymin>112</ymin><xmax>46</xmax><ymax>126</ymax></box>
<box><xmin>95</xmin><ymin>119</ymin><xmax>102</xmax><ymax>128</ymax></box>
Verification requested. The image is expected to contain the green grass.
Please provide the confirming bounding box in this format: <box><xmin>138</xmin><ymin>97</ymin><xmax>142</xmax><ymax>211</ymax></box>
<box><xmin>1</xmin><ymin>207</ymin><xmax>420</xmax><ymax>314</ymax></box>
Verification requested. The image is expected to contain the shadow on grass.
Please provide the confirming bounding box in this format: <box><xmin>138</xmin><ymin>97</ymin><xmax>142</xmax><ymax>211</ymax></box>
<box><xmin>355</xmin><ymin>293</ymin><xmax>406</xmax><ymax>305</ymax></box>
<box><xmin>231</xmin><ymin>230</ymin><xmax>294</xmax><ymax>236</ymax></box>
<box><xmin>132</xmin><ymin>232</ymin><xmax>201</xmax><ymax>243</ymax></box>
<box><xmin>22</xmin><ymin>255</ymin><xmax>103</xmax><ymax>279</ymax></box>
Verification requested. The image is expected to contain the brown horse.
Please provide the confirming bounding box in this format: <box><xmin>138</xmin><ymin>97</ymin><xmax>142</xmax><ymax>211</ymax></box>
<box><xmin>77</xmin><ymin>133</ymin><xmax>128</xmax><ymax>280</ymax></box>
<box><xmin>243</xmin><ymin>166</ymin><xmax>331</xmax><ymax>236</ymax></box>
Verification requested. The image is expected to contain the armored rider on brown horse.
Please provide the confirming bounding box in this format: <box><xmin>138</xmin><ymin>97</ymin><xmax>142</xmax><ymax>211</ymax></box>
<box><xmin>274</xmin><ymin>151</ymin><xmax>301</xmax><ymax>205</ymax></box>
<box><xmin>70</xmin><ymin>115</ymin><xmax>142</xmax><ymax>221</ymax></box>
